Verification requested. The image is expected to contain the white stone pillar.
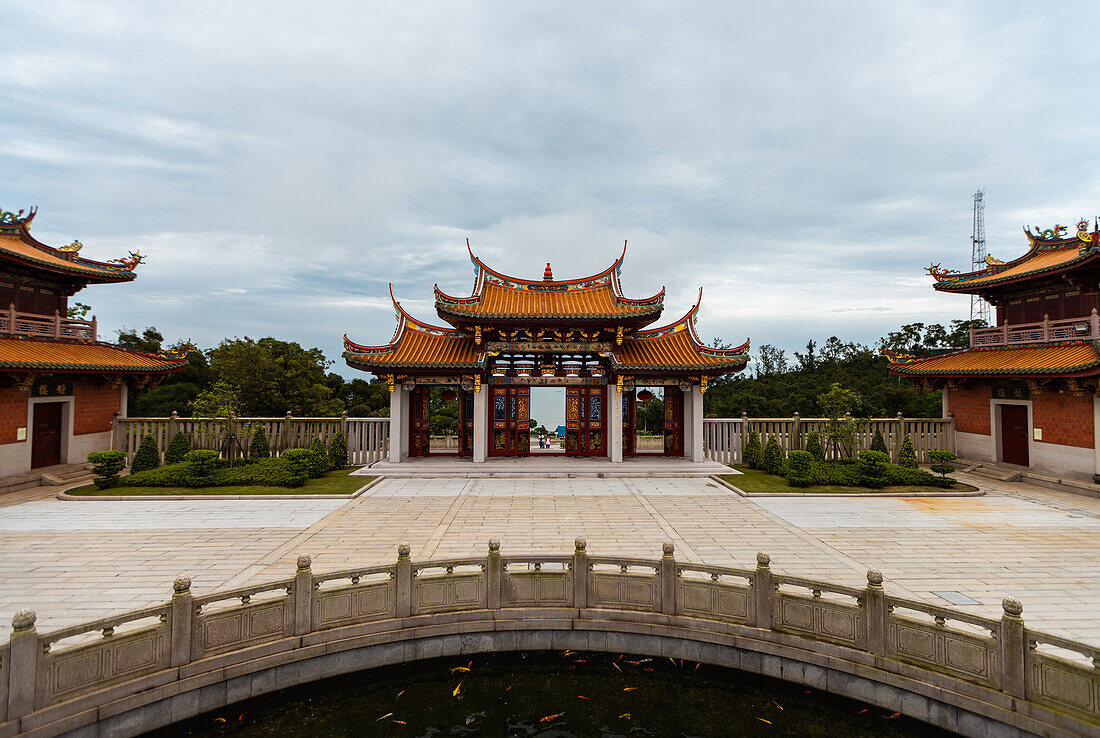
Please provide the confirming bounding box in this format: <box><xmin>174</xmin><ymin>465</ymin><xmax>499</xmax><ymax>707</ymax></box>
<box><xmin>609</xmin><ymin>386</ymin><xmax>623</xmax><ymax>463</ymax></box>
<box><xmin>388</xmin><ymin>388</ymin><xmax>410</xmax><ymax>463</ymax></box>
<box><xmin>472</xmin><ymin>385</ymin><xmax>488</xmax><ymax>463</ymax></box>
<box><xmin>684</xmin><ymin>386</ymin><xmax>704</xmax><ymax>462</ymax></box>
<box><xmin>1093</xmin><ymin>395</ymin><xmax>1100</xmax><ymax>480</ymax></box>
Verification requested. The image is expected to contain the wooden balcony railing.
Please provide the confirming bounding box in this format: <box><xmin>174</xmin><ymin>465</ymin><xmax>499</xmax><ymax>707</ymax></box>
<box><xmin>0</xmin><ymin>304</ymin><xmax>97</xmax><ymax>341</ymax></box>
<box><xmin>970</xmin><ymin>310</ymin><xmax>1100</xmax><ymax>348</ymax></box>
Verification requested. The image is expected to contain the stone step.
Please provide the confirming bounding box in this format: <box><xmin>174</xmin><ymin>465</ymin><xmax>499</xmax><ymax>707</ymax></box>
<box><xmin>968</xmin><ymin>465</ymin><xmax>1023</xmax><ymax>483</ymax></box>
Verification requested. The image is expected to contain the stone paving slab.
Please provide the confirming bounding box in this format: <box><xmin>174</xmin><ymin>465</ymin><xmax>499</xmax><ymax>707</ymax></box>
<box><xmin>0</xmin><ymin>471</ymin><xmax>1096</xmax><ymax>649</ymax></box>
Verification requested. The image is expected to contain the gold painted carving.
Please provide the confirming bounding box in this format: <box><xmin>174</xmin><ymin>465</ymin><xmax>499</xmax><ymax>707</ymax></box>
<box><xmin>700</xmin><ymin>376</ymin><xmax>708</xmax><ymax>394</ymax></box>
<box><xmin>474</xmin><ymin>326</ymin><xmax>482</xmax><ymax>346</ymax></box>
<box><xmin>616</xmin><ymin>326</ymin><xmax>623</xmax><ymax>345</ymax></box>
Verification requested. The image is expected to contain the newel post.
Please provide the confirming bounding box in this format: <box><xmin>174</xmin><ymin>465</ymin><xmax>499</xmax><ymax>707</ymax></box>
<box><xmin>894</xmin><ymin>412</ymin><xmax>905</xmax><ymax>463</ymax></box>
<box><xmin>282</xmin><ymin>411</ymin><xmax>294</xmax><ymax>454</ymax></box>
<box><xmin>168</xmin><ymin>410</ymin><xmax>179</xmax><ymax>439</ymax></box>
<box><xmin>7</xmin><ymin>609</ymin><xmax>38</xmax><ymax>720</ymax></box>
<box><xmin>52</xmin><ymin>309</ymin><xmax>61</xmax><ymax>338</ymax></box>
<box><xmin>573</xmin><ymin>537</ymin><xmax>588</xmax><ymax>609</ymax></box>
<box><xmin>791</xmin><ymin>413</ymin><xmax>801</xmax><ymax>453</ymax></box>
<box><xmin>487</xmin><ymin>539</ymin><xmax>502</xmax><ymax>610</ymax></box>
<box><xmin>999</xmin><ymin>597</ymin><xmax>1027</xmax><ymax>698</ymax></box>
<box><xmin>169</xmin><ymin>576</ymin><xmax>193</xmax><ymax>668</ymax></box>
<box><xmin>293</xmin><ymin>554</ymin><xmax>313</xmax><ymax>635</ymax></box>
<box><xmin>396</xmin><ymin>543</ymin><xmax>412</xmax><ymax>618</ymax></box>
<box><xmin>1091</xmin><ymin>308</ymin><xmax>1099</xmax><ymax>339</ymax></box>
<box><xmin>660</xmin><ymin>541</ymin><xmax>677</xmax><ymax>615</ymax></box>
<box><xmin>740</xmin><ymin>412</ymin><xmax>749</xmax><ymax>459</ymax></box>
<box><xmin>753</xmin><ymin>552</ymin><xmax>774</xmax><ymax>630</ymax></box>
<box><xmin>865</xmin><ymin>569</ymin><xmax>887</xmax><ymax>657</ymax></box>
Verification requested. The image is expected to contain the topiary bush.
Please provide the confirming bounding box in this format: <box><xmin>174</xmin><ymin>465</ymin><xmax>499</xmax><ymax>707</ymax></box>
<box><xmin>88</xmin><ymin>450</ymin><xmax>126</xmax><ymax>489</ymax></box>
<box><xmin>786</xmin><ymin>450</ymin><xmax>814</xmax><ymax>487</ymax></box>
<box><xmin>130</xmin><ymin>435</ymin><xmax>161</xmax><ymax>473</ymax></box>
<box><xmin>927</xmin><ymin>449</ymin><xmax>957</xmax><ymax>488</ymax></box>
<box><xmin>898</xmin><ymin>434</ymin><xmax>918</xmax><ymax>469</ymax></box>
<box><xmin>183</xmin><ymin>449</ymin><xmax>219</xmax><ymax>479</ymax></box>
<box><xmin>804</xmin><ymin>430</ymin><xmax>824</xmax><ymax>462</ymax></box>
<box><xmin>329</xmin><ymin>431</ymin><xmax>348</xmax><ymax>469</ymax></box>
<box><xmin>280</xmin><ymin>448</ymin><xmax>316</xmax><ymax>479</ymax></box>
<box><xmin>856</xmin><ymin>450</ymin><xmax>890</xmax><ymax>488</ymax></box>
<box><xmin>308</xmin><ymin>437</ymin><xmax>331</xmax><ymax>476</ymax></box>
<box><xmin>870</xmin><ymin>429</ymin><xmax>888</xmax><ymax>455</ymax></box>
<box><xmin>164</xmin><ymin>431</ymin><xmax>191</xmax><ymax>464</ymax></box>
<box><xmin>743</xmin><ymin>431</ymin><xmax>763</xmax><ymax>469</ymax></box>
<box><xmin>122</xmin><ymin>462</ymin><xmax>201</xmax><ymax>487</ymax></box>
<box><xmin>122</xmin><ymin>458</ymin><xmax>306</xmax><ymax>488</ymax></box>
<box><xmin>762</xmin><ymin>434</ymin><xmax>785</xmax><ymax>475</ymax></box>
<box><xmin>249</xmin><ymin>426</ymin><xmax>271</xmax><ymax>459</ymax></box>
<box><xmin>884</xmin><ymin>465</ymin><xmax>938</xmax><ymax>487</ymax></box>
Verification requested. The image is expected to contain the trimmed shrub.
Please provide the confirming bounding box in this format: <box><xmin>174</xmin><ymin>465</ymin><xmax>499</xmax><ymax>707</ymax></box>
<box><xmin>786</xmin><ymin>450</ymin><xmax>814</xmax><ymax>487</ymax></box>
<box><xmin>249</xmin><ymin>427</ymin><xmax>271</xmax><ymax>459</ymax></box>
<box><xmin>88</xmin><ymin>450</ymin><xmax>126</xmax><ymax>489</ymax></box>
<box><xmin>927</xmin><ymin>449</ymin><xmax>957</xmax><ymax>487</ymax></box>
<box><xmin>809</xmin><ymin>462</ymin><xmax>862</xmax><ymax>487</ymax></box>
<box><xmin>308</xmin><ymin>437</ymin><xmax>331</xmax><ymax>477</ymax></box>
<box><xmin>165</xmin><ymin>431</ymin><xmax>191</xmax><ymax>464</ymax></box>
<box><xmin>884</xmin><ymin>466</ymin><xmax>938</xmax><ymax>487</ymax></box>
<box><xmin>856</xmin><ymin>450</ymin><xmax>890</xmax><ymax>488</ymax></box>
<box><xmin>898</xmin><ymin>434</ymin><xmax>918</xmax><ymax>469</ymax></box>
<box><xmin>743</xmin><ymin>431</ymin><xmax>763</xmax><ymax>469</ymax></box>
<box><xmin>762</xmin><ymin>434</ymin><xmax>785</xmax><ymax>475</ymax></box>
<box><xmin>804</xmin><ymin>431</ymin><xmax>824</xmax><ymax>462</ymax></box>
<box><xmin>183</xmin><ymin>449</ymin><xmax>219</xmax><ymax>478</ymax></box>
<box><xmin>280</xmin><ymin>448</ymin><xmax>316</xmax><ymax>479</ymax></box>
<box><xmin>122</xmin><ymin>458</ymin><xmax>306</xmax><ymax>488</ymax></box>
<box><xmin>121</xmin><ymin>462</ymin><xmax>200</xmax><ymax>488</ymax></box>
<box><xmin>870</xmin><ymin>430</ymin><xmax>888</xmax><ymax>455</ymax></box>
<box><xmin>130</xmin><ymin>435</ymin><xmax>161</xmax><ymax>473</ymax></box>
<box><xmin>329</xmin><ymin>431</ymin><xmax>348</xmax><ymax>469</ymax></box>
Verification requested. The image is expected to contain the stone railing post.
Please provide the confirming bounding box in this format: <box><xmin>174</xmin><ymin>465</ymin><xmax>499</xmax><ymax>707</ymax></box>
<box><xmin>572</xmin><ymin>537</ymin><xmax>588</xmax><ymax>609</ymax></box>
<box><xmin>739</xmin><ymin>412</ymin><xmax>749</xmax><ymax>458</ymax></box>
<box><xmin>660</xmin><ymin>541</ymin><xmax>677</xmax><ymax>615</ymax></box>
<box><xmin>791</xmin><ymin>412</ymin><xmax>801</xmax><ymax>453</ymax></box>
<box><xmin>294</xmin><ymin>554</ymin><xmax>313</xmax><ymax>635</ymax></box>
<box><xmin>168</xmin><ymin>410</ymin><xmax>179</xmax><ymax>439</ymax></box>
<box><xmin>487</xmin><ymin>539</ymin><xmax>502</xmax><ymax>610</ymax></box>
<box><xmin>1091</xmin><ymin>308</ymin><xmax>1099</xmax><ymax>339</ymax></box>
<box><xmin>112</xmin><ymin>411</ymin><xmax>123</xmax><ymax>453</ymax></box>
<box><xmin>396</xmin><ymin>543</ymin><xmax>412</xmax><ymax>618</ymax></box>
<box><xmin>169</xmin><ymin>576</ymin><xmax>193</xmax><ymax>668</ymax></box>
<box><xmin>90</xmin><ymin>314</ymin><xmax>98</xmax><ymax>341</ymax></box>
<box><xmin>7</xmin><ymin>609</ymin><xmax>38</xmax><ymax>720</ymax></box>
<box><xmin>894</xmin><ymin>412</ymin><xmax>905</xmax><ymax>462</ymax></box>
<box><xmin>999</xmin><ymin>597</ymin><xmax>1026</xmax><ymax>698</ymax></box>
<box><xmin>865</xmin><ymin>569</ymin><xmax>886</xmax><ymax>657</ymax></box>
<box><xmin>753</xmin><ymin>552</ymin><xmax>774</xmax><ymax>630</ymax></box>
<box><xmin>282</xmin><ymin>411</ymin><xmax>294</xmax><ymax>454</ymax></box>
<box><xmin>52</xmin><ymin>309</ymin><xmax>61</xmax><ymax>338</ymax></box>
<box><xmin>945</xmin><ymin>413</ymin><xmax>956</xmax><ymax>455</ymax></box>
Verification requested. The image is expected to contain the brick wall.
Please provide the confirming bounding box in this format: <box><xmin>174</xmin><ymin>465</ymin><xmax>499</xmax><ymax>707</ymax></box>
<box><xmin>74</xmin><ymin>380</ymin><xmax>120</xmax><ymax>436</ymax></box>
<box><xmin>0</xmin><ymin>387</ymin><xmax>29</xmax><ymax>445</ymax></box>
<box><xmin>1033</xmin><ymin>390</ymin><xmax>1094</xmax><ymax>449</ymax></box>
<box><xmin>947</xmin><ymin>385</ymin><xmax>991</xmax><ymax>435</ymax></box>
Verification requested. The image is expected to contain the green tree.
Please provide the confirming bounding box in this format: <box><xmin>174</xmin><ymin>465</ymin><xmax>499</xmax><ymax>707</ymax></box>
<box><xmin>208</xmin><ymin>337</ymin><xmax>343</xmax><ymax>416</ymax></box>
<box><xmin>762</xmin><ymin>434</ymin><xmax>784</xmax><ymax>475</ymax></box>
<box><xmin>329</xmin><ymin>431</ymin><xmax>349</xmax><ymax>469</ymax></box>
<box><xmin>67</xmin><ymin>302</ymin><xmax>91</xmax><ymax>319</ymax></box>
<box><xmin>191</xmin><ymin>381</ymin><xmax>242</xmax><ymax>418</ymax></box>
<box><xmin>870</xmin><ymin>429</ymin><xmax>888</xmax><ymax>455</ymax></box>
<box><xmin>117</xmin><ymin>327</ymin><xmax>212</xmax><ymax>417</ymax></box>
<box><xmin>804</xmin><ymin>430</ymin><xmax>824</xmax><ymax>461</ymax></box>
<box><xmin>249</xmin><ymin>426</ymin><xmax>271</xmax><ymax>458</ymax></box>
<box><xmin>818</xmin><ymin>383</ymin><xmax>866</xmax><ymax>459</ymax></box>
<box><xmin>898</xmin><ymin>435</ymin><xmax>918</xmax><ymax>469</ymax></box>
<box><xmin>743</xmin><ymin>431</ymin><xmax>763</xmax><ymax>469</ymax></box>
<box><xmin>165</xmin><ymin>431</ymin><xmax>191</xmax><ymax>464</ymax></box>
<box><xmin>130</xmin><ymin>435</ymin><xmax>161</xmax><ymax>473</ymax></box>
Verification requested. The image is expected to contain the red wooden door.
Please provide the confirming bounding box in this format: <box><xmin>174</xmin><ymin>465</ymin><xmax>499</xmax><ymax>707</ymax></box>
<box><xmin>409</xmin><ymin>387</ymin><xmax>431</xmax><ymax>456</ymax></box>
<box><xmin>31</xmin><ymin>402</ymin><xmax>63</xmax><ymax>469</ymax></box>
<box><xmin>489</xmin><ymin>385</ymin><xmax>530</xmax><ymax>456</ymax></box>
<box><xmin>566</xmin><ymin>386</ymin><xmax>606</xmax><ymax>456</ymax></box>
<box><xmin>663</xmin><ymin>389</ymin><xmax>684</xmax><ymax>456</ymax></box>
<box><xmin>459</xmin><ymin>389</ymin><xmax>473</xmax><ymax>456</ymax></box>
<box><xmin>1000</xmin><ymin>404</ymin><xmax>1029</xmax><ymax>466</ymax></box>
<box><xmin>622</xmin><ymin>389</ymin><xmax>635</xmax><ymax>457</ymax></box>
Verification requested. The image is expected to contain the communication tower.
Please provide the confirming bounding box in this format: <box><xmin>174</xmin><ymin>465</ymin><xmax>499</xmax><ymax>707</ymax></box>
<box><xmin>970</xmin><ymin>189</ymin><xmax>989</xmax><ymax>324</ymax></box>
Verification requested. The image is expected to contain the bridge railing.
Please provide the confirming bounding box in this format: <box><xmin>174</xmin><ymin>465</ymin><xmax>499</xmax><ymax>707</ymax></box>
<box><xmin>114</xmin><ymin>413</ymin><xmax>390</xmax><ymax>466</ymax></box>
<box><xmin>3</xmin><ymin>540</ymin><xmax>1097</xmax><ymax>732</ymax></box>
<box><xmin>703</xmin><ymin>414</ymin><xmax>956</xmax><ymax>465</ymax></box>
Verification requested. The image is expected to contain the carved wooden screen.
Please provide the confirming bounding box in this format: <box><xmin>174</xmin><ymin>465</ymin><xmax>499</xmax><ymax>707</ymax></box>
<box><xmin>663</xmin><ymin>388</ymin><xmax>684</xmax><ymax>457</ymax></box>
<box><xmin>409</xmin><ymin>387</ymin><xmax>431</xmax><ymax>456</ymax></box>
<box><xmin>489</xmin><ymin>385</ymin><xmax>530</xmax><ymax>456</ymax></box>
<box><xmin>566</xmin><ymin>386</ymin><xmax>606</xmax><ymax>457</ymax></box>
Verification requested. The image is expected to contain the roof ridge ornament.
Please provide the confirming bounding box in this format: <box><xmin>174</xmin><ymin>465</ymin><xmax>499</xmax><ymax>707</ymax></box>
<box><xmin>543</xmin><ymin>263</ymin><xmax>553</xmax><ymax>281</ymax></box>
<box><xmin>0</xmin><ymin>206</ymin><xmax>36</xmax><ymax>226</ymax></box>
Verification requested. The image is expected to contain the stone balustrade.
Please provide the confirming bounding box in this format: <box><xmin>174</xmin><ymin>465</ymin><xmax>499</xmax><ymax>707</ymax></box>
<box><xmin>1</xmin><ymin>541</ymin><xmax>1096</xmax><ymax>737</ymax></box>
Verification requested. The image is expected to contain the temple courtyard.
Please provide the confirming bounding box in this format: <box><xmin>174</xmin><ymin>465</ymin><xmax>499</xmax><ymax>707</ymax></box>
<box><xmin>1</xmin><ymin>469</ymin><xmax>1097</xmax><ymax>647</ymax></box>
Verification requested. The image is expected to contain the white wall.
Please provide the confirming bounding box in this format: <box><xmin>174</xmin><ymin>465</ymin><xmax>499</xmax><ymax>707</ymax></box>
<box><xmin>955</xmin><ymin>431</ymin><xmax>993</xmax><ymax>462</ymax></box>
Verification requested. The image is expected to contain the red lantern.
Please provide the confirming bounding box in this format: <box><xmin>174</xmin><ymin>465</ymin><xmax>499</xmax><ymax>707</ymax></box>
<box><xmin>440</xmin><ymin>388</ymin><xmax>457</xmax><ymax>402</ymax></box>
<box><xmin>637</xmin><ymin>389</ymin><xmax>655</xmax><ymax>402</ymax></box>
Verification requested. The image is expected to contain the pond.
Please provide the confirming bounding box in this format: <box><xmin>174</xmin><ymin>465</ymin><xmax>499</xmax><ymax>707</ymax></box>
<box><xmin>153</xmin><ymin>651</ymin><xmax>957</xmax><ymax>737</ymax></box>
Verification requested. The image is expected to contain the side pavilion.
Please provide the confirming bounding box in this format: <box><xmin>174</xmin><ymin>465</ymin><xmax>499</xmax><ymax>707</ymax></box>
<box><xmin>343</xmin><ymin>243</ymin><xmax>749</xmax><ymax>463</ymax></box>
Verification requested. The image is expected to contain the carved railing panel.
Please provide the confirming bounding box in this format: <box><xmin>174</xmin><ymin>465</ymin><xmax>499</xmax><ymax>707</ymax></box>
<box><xmin>1025</xmin><ymin>632</ymin><xmax>1100</xmax><ymax>720</ymax></box>
<box><xmin>588</xmin><ymin>559</ymin><xmax>661</xmax><ymax>611</ymax></box>
<box><xmin>192</xmin><ymin>582</ymin><xmax>294</xmax><ymax>660</ymax></box>
<box><xmin>677</xmin><ymin>565</ymin><xmax>754</xmax><ymax>625</ymax></box>
<box><xmin>412</xmin><ymin>561</ymin><xmax>487</xmax><ymax>615</ymax></box>
<box><xmin>885</xmin><ymin>599</ymin><xmax>1001</xmax><ymax>689</ymax></box>
<box><xmin>502</xmin><ymin>557</ymin><xmax>573</xmax><ymax>608</ymax></box>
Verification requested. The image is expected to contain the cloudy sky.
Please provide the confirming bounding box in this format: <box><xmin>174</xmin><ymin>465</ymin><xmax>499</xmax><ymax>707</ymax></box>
<box><xmin>4</xmin><ymin>1</ymin><xmax>1100</xmax><ymax>390</ymax></box>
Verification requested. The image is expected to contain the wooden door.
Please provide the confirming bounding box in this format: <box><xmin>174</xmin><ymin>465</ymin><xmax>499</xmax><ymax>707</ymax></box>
<box><xmin>489</xmin><ymin>385</ymin><xmax>530</xmax><ymax>456</ymax></box>
<box><xmin>1000</xmin><ymin>404</ymin><xmax>1029</xmax><ymax>466</ymax></box>
<box><xmin>31</xmin><ymin>401</ymin><xmax>63</xmax><ymax>469</ymax></box>
<box><xmin>459</xmin><ymin>389</ymin><xmax>474</xmax><ymax>456</ymax></box>
<box><xmin>566</xmin><ymin>386</ymin><xmax>606</xmax><ymax>456</ymax></box>
<box><xmin>409</xmin><ymin>387</ymin><xmax>431</xmax><ymax>456</ymax></box>
<box><xmin>622</xmin><ymin>389</ymin><xmax>635</xmax><ymax>457</ymax></box>
<box><xmin>663</xmin><ymin>389</ymin><xmax>684</xmax><ymax>457</ymax></box>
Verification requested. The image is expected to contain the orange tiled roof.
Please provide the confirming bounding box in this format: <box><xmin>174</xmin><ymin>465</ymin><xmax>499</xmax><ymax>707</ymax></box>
<box><xmin>343</xmin><ymin>295</ymin><xmax>481</xmax><ymax>370</ymax></box>
<box><xmin>0</xmin><ymin>230</ymin><xmax>137</xmax><ymax>282</ymax></box>
<box><xmin>616</xmin><ymin>302</ymin><xmax>749</xmax><ymax>372</ymax></box>
<box><xmin>884</xmin><ymin>341</ymin><xmax>1100</xmax><ymax>377</ymax></box>
<box><xmin>438</xmin><ymin>281</ymin><xmax>663</xmax><ymax>320</ymax></box>
<box><xmin>0</xmin><ymin>338</ymin><xmax>187</xmax><ymax>373</ymax></box>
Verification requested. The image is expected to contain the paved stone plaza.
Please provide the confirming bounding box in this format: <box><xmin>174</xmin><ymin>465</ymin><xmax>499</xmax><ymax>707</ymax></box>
<box><xmin>0</xmin><ymin>471</ymin><xmax>1097</xmax><ymax>647</ymax></box>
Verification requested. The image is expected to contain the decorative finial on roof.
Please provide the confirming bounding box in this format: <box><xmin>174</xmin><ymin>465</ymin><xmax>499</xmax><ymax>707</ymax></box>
<box><xmin>0</xmin><ymin>206</ymin><xmax>36</xmax><ymax>226</ymax></box>
<box><xmin>544</xmin><ymin>262</ymin><xmax>553</xmax><ymax>281</ymax></box>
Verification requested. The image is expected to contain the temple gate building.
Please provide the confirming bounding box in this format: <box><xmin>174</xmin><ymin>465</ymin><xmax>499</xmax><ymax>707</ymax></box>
<box><xmin>0</xmin><ymin>207</ymin><xmax>187</xmax><ymax>477</ymax></box>
<box><xmin>887</xmin><ymin>220</ymin><xmax>1100</xmax><ymax>482</ymax></box>
<box><xmin>344</xmin><ymin>244</ymin><xmax>749</xmax><ymax>463</ymax></box>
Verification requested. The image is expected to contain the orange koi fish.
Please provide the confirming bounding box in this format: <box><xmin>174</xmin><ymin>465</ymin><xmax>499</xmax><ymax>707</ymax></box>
<box><xmin>540</xmin><ymin>712</ymin><xmax>565</xmax><ymax>723</ymax></box>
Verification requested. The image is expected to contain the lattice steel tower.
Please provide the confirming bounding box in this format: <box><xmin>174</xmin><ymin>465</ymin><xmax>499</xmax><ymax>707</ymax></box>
<box><xmin>970</xmin><ymin>189</ymin><xmax>989</xmax><ymax>324</ymax></box>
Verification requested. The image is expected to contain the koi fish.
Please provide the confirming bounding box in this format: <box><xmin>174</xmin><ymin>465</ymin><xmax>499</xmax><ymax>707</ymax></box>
<box><xmin>638</xmin><ymin>658</ymin><xmax>652</xmax><ymax>663</ymax></box>
<box><xmin>577</xmin><ymin>695</ymin><xmax>591</xmax><ymax>700</ymax></box>
<box><xmin>694</xmin><ymin>662</ymin><xmax>701</xmax><ymax>672</ymax></box>
<box><xmin>393</xmin><ymin>720</ymin><xmax>406</xmax><ymax>725</ymax></box>
<box><xmin>618</xmin><ymin>713</ymin><xmax>631</xmax><ymax>719</ymax></box>
<box><xmin>213</xmin><ymin>718</ymin><xmax>226</xmax><ymax>724</ymax></box>
<box><xmin>616</xmin><ymin>654</ymin><xmax>623</xmax><ymax>661</ymax></box>
<box><xmin>376</xmin><ymin>712</ymin><xmax>394</xmax><ymax>721</ymax></box>
<box><xmin>453</xmin><ymin>681</ymin><xmax>463</xmax><ymax>697</ymax></box>
<box><xmin>885</xmin><ymin>712</ymin><xmax>901</xmax><ymax>719</ymax></box>
<box><xmin>625</xmin><ymin>660</ymin><xmax>641</xmax><ymax>665</ymax></box>
<box><xmin>757</xmin><ymin>718</ymin><xmax>772</xmax><ymax>724</ymax></box>
<box><xmin>574</xmin><ymin>659</ymin><xmax>586</xmax><ymax>663</ymax></box>
<box><xmin>857</xmin><ymin>709</ymin><xmax>868</xmax><ymax>715</ymax></box>
<box><xmin>772</xmin><ymin>700</ymin><xmax>783</xmax><ymax>710</ymax></box>
<box><xmin>540</xmin><ymin>712</ymin><xmax>565</xmax><ymax>723</ymax></box>
<box><xmin>563</xmin><ymin>649</ymin><xmax>575</xmax><ymax>656</ymax></box>
<box><xmin>397</xmin><ymin>690</ymin><xmax>404</xmax><ymax>699</ymax></box>
<box><xmin>238</xmin><ymin>714</ymin><xmax>245</xmax><ymax>721</ymax></box>
<box><xmin>611</xmin><ymin>662</ymin><xmax>622</xmax><ymax>672</ymax></box>
<box><xmin>505</xmin><ymin>685</ymin><xmax>513</xmax><ymax>692</ymax></box>
<box><xmin>451</xmin><ymin>666</ymin><xmax>471</xmax><ymax>673</ymax></box>
<box><xmin>623</xmin><ymin>686</ymin><xmax>638</xmax><ymax>691</ymax></box>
